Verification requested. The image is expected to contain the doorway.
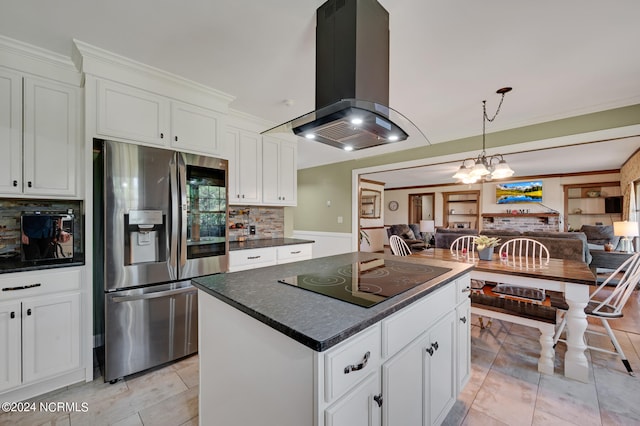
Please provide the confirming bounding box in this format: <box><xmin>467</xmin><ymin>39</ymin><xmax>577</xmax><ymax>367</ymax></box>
<box><xmin>409</xmin><ymin>192</ymin><xmax>435</xmax><ymax>224</ymax></box>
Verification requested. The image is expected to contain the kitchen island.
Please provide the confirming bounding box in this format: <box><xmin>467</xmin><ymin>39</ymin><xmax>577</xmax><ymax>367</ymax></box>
<box><xmin>192</xmin><ymin>252</ymin><xmax>473</xmax><ymax>426</ymax></box>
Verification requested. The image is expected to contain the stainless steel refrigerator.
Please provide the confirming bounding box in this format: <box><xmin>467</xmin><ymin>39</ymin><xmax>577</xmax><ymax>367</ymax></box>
<box><xmin>95</xmin><ymin>140</ymin><xmax>228</xmax><ymax>382</ymax></box>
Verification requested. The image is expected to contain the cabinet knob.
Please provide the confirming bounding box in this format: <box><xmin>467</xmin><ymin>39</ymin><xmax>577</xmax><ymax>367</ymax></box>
<box><xmin>27</xmin><ymin>308</ymin><xmax>32</xmax><ymax>316</ymax></box>
<box><xmin>431</xmin><ymin>341</ymin><xmax>439</xmax><ymax>351</ymax></box>
<box><xmin>373</xmin><ymin>393</ymin><xmax>383</xmax><ymax>408</ymax></box>
<box><xmin>460</xmin><ymin>316</ymin><xmax>467</xmax><ymax>324</ymax></box>
<box><xmin>160</xmin><ymin>133</ymin><xmax>164</xmax><ymax>139</ymax></box>
<box><xmin>27</xmin><ymin>181</ymin><xmax>32</xmax><ymax>188</ymax></box>
<box><xmin>12</xmin><ymin>180</ymin><xmax>18</xmax><ymax>187</ymax></box>
<box><xmin>10</xmin><ymin>311</ymin><xmax>15</xmax><ymax>319</ymax></box>
<box><xmin>344</xmin><ymin>351</ymin><xmax>370</xmax><ymax>374</ymax></box>
<box><xmin>426</xmin><ymin>346</ymin><xmax>434</xmax><ymax>356</ymax></box>
<box><xmin>175</xmin><ymin>136</ymin><xmax>178</xmax><ymax>142</ymax></box>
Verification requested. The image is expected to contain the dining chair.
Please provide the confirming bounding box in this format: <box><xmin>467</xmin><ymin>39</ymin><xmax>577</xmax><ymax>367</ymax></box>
<box><xmin>389</xmin><ymin>235</ymin><xmax>412</xmax><ymax>256</ymax></box>
<box><xmin>553</xmin><ymin>252</ymin><xmax>640</xmax><ymax>376</ymax></box>
<box><xmin>474</xmin><ymin>238</ymin><xmax>550</xmax><ymax>329</ymax></box>
<box><xmin>449</xmin><ymin>235</ymin><xmax>477</xmax><ymax>256</ymax></box>
<box><xmin>492</xmin><ymin>238</ymin><xmax>550</xmax><ymax>303</ymax></box>
<box><xmin>499</xmin><ymin>238</ymin><xmax>550</xmax><ymax>264</ymax></box>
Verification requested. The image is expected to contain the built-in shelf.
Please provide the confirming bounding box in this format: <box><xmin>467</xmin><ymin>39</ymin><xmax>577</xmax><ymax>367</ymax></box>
<box><xmin>563</xmin><ymin>181</ymin><xmax>622</xmax><ymax>231</ymax></box>
<box><xmin>443</xmin><ymin>190</ymin><xmax>480</xmax><ymax>229</ymax></box>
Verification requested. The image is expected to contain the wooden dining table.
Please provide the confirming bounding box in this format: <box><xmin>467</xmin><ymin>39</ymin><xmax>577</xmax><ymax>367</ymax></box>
<box><xmin>415</xmin><ymin>248</ymin><xmax>596</xmax><ymax>383</ymax></box>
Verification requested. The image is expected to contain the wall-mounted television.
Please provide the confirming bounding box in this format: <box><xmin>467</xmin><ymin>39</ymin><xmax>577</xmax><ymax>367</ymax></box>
<box><xmin>605</xmin><ymin>196</ymin><xmax>622</xmax><ymax>213</ymax></box>
<box><xmin>496</xmin><ymin>181</ymin><xmax>543</xmax><ymax>204</ymax></box>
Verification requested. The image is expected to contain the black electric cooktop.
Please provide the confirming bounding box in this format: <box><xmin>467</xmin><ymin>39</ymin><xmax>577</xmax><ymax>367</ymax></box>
<box><xmin>278</xmin><ymin>258</ymin><xmax>451</xmax><ymax>308</ymax></box>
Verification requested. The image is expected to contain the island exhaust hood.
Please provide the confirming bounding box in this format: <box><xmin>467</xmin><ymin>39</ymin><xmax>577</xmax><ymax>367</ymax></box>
<box><xmin>263</xmin><ymin>0</ymin><xmax>425</xmax><ymax>151</ymax></box>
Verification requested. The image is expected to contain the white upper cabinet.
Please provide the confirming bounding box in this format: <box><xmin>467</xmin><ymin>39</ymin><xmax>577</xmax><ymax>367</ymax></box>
<box><xmin>96</xmin><ymin>79</ymin><xmax>224</xmax><ymax>156</ymax></box>
<box><xmin>170</xmin><ymin>100</ymin><xmax>224</xmax><ymax>155</ymax></box>
<box><xmin>262</xmin><ymin>136</ymin><xmax>297</xmax><ymax>206</ymax></box>
<box><xmin>97</xmin><ymin>79</ymin><xmax>170</xmax><ymax>146</ymax></box>
<box><xmin>227</xmin><ymin>127</ymin><xmax>262</xmax><ymax>204</ymax></box>
<box><xmin>23</xmin><ymin>77</ymin><xmax>79</xmax><ymax>197</ymax></box>
<box><xmin>0</xmin><ymin>70</ymin><xmax>79</xmax><ymax>197</ymax></box>
<box><xmin>0</xmin><ymin>68</ymin><xmax>22</xmax><ymax>195</ymax></box>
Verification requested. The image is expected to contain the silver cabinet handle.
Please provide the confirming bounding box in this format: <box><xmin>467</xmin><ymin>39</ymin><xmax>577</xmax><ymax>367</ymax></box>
<box><xmin>112</xmin><ymin>287</ymin><xmax>196</xmax><ymax>302</ymax></box>
<box><xmin>2</xmin><ymin>283</ymin><xmax>41</xmax><ymax>292</ymax></box>
<box><xmin>344</xmin><ymin>351</ymin><xmax>370</xmax><ymax>374</ymax></box>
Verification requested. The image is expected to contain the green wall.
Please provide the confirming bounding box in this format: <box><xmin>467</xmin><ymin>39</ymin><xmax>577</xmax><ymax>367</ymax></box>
<box><xmin>294</xmin><ymin>104</ymin><xmax>640</xmax><ymax>233</ymax></box>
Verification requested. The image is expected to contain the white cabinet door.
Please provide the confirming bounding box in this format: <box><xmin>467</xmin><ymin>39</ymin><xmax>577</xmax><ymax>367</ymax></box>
<box><xmin>0</xmin><ymin>301</ymin><xmax>22</xmax><ymax>392</ymax></box>
<box><xmin>0</xmin><ymin>68</ymin><xmax>22</xmax><ymax>195</ymax></box>
<box><xmin>21</xmin><ymin>292</ymin><xmax>81</xmax><ymax>383</ymax></box>
<box><xmin>382</xmin><ymin>311</ymin><xmax>456</xmax><ymax>426</ymax></box>
<box><xmin>23</xmin><ymin>77</ymin><xmax>78</xmax><ymax>196</ymax></box>
<box><xmin>262</xmin><ymin>137</ymin><xmax>297</xmax><ymax>206</ymax></box>
<box><xmin>97</xmin><ymin>79</ymin><xmax>170</xmax><ymax>146</ymax></box>
<box><xmin>427</xmin><ymin>312</ymin><xmax>456</xmax><ymax>426</ymax></box>
<box><xmin>170</xmin><ymin>101</ymin><xmax>223</xmax><ymax>155</ymax></box>
<box><xmin>278</xmin><ymin>139</ymin><xmax>297</xmax><ymax>204</ymax></box>
<box><xmin>382</xmin><ymin>334</ymin><xmax>426</xmax><ymax>426</ymax></box>
<box><xmin>456</xmin><ymin>301</ymin><xmax>471</xmax><ymax>393</ymax></box>
<box><xmin>227</xmin><ymin>128</ymin><xmax>262</xmax><ymax>204</ymax></box>
<box><xmin>325</xmin><ymin>373</ymin><xmax>381</xmax><ymax>426</ymax></box>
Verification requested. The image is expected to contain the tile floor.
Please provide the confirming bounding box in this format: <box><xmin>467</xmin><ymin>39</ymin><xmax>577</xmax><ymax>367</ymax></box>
<box><xmin>2</xmin><ymin>291</ymin><xmax>639</xmax><ymax>426</ymax></box>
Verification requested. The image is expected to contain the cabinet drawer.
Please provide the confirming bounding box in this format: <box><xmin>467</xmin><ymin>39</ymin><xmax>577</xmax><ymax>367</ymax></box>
<box><xmin>0</xmin><ymin>268</ymin><xmax>82</xmax><ymax>301</ymax></box>
<box><xmin>456</xmin><ymin>274</ymin><xmax>471</xmax><ymax>304</ymax></box>
<box><xmin>324</xmin><ymin>324</ymin><xmax>381</xmax><ymax>403</ymax></box>
<box><xmin>228</xmin><ymin>248</ymin><xmax>276</xmax><ymax>272</ymax></box>
<box><xmin>381</xmin><ymin>283</ymin><xmax>455</xmax><ymax>358</ymax></box>
<box><xmin>276</xmin><ymin>244</ymin><xmax>312</xmax><ymax>264</ymax></box>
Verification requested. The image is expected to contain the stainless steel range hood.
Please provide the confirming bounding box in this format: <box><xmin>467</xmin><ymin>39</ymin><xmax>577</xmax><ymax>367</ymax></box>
<box><xmin>263</xmin><ymin>0</ymin><xmax>425</xmax><ymax>151</ymax></box>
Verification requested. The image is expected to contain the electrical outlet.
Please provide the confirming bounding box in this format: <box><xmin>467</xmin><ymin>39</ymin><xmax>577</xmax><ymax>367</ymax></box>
<box><xmin>249</xmin><ymin>225</ymin><xmax>256</xmax><ymax>235</ymax></box>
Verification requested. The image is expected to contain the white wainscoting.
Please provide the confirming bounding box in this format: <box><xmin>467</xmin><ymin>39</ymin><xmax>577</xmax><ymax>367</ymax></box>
<box><xmin>292</xmin><ymin>230</ymin><xmax>353</xmax><ymax>258</ymax></box>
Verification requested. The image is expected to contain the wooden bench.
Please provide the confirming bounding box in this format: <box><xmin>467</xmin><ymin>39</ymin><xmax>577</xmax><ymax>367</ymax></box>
<box><xmin>471</xmin><ymin>293</ymin><xmax>557</xmax><ymax>375</ymax></box>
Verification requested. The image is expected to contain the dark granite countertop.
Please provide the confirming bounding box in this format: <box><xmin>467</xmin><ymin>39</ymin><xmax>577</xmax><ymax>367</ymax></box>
<box><xmin>229</xmin><ymin>238</ymin><xmax>314</xmax><ymax>251</ymax></box>
<box><xmin>192</xmin><ymin>252</ymin><xmax>473</xmax><ymax>352</ymax></box>
<box><xmin>0</xmin><ymin>255</ymin><xmax>85</xmax><ymax>274</ymax></box>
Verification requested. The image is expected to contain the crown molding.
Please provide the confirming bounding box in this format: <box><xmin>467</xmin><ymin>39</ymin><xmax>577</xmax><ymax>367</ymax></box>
<box><xmin>0</xmin><ymin>35</ymin><xmax>81</xmax><ymax>85</ymax></box>
<box><xmin>73</xmin><ymin>39</ymin><xmax>235</xmax><ymax>112</ymax></box>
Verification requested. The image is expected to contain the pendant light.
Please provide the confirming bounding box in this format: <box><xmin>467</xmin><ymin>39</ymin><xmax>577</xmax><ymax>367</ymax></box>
<box><xmin>453</xmin><ymin>87</ymin><xmax>515</xmax><ymax>183</ymax></box>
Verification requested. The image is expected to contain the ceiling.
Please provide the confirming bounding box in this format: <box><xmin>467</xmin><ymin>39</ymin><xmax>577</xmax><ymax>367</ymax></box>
<box><xmin>362</xmin><ymin>136</ymin><xmax>640</xmax><ymax>188</ymax></box>
<box><xmin>1</xmin><ymin>0</ymin><xmax>639</xmax><ymax>172</ymax></box>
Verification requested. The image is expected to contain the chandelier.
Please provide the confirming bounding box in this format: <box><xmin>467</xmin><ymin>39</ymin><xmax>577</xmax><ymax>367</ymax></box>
<box><xmin>452</xmin><ymin>87</ymin><xmax>515</xmax><ymax>184</ymax></box>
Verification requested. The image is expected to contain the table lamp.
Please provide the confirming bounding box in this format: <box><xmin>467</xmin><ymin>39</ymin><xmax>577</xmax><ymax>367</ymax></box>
<box><xmin>420</xmin><ymin>220</ymin><xmax>436</xmax><ymax>247</ymax></box>
<box><xmin>613</xmin><ymin>221</ymin><xmax>639</xmax><ymax>253</ymax></box>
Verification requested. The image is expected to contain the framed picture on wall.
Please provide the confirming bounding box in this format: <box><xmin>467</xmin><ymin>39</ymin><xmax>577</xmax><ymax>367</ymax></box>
<box><xmin>496</xmin><ymin>181</ymin><xmax>543</xmax><ymax>204</ymax></box>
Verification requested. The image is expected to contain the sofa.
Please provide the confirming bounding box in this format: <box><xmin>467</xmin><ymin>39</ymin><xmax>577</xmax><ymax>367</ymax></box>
<box><xmin>386</xmin><ymin>224</ymin><xmax>427</xmax><ymax>251</ymax></box>
<box><xmin>434</xmin><ymin>228</ymin><xmax>592</xmax><ymax>264</ymax></box>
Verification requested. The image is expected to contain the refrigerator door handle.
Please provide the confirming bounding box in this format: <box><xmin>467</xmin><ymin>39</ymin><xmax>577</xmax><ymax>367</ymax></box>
<box><xmin>169</xmin><ymin>154</ymin><xmax>180</xmax><ymax>280</ymax></box>
<box><xmin>178</xmin><ymin>154</ymin><xmax>188</xmax><ymax>270</ymax></box>
<box><xmin>111</xmin><ymin>287</ymin><xmax>196</xmax><ymax>303</ymax></box>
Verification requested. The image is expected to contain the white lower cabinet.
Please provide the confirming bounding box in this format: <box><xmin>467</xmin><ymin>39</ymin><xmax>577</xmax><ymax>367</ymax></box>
<box><xmin>382</xmin><ymin>311</ymin><xmax>456</xmax><ymax>426</ymax></box>
<box><xmin>21</xmin><ymin>293</ymin><xmax>81</xmax><ymax>383</ymax></box>
<box><xmin>325</xmin><ymin>372</ymin><xmax>381</xmax><ymax>426</ymax></box>
<box><xmin>228</xmin><ymin>243</ymin><xmax>313</xmax><ymax>272</ymax></box>
<box><xmin>199</xmin><ymin>273</ymin><xmax>470</xmax><ymax>426</ymax></box>
<box><xmin>0</xmin><ymin>301</ymin><xmax>22</xmax><ymax>392</ymax></box>
<box><xmin>0</xmin><ymin>268</ymin><xmax>84</xmax><ymax>397</ymax></box>
<box><xmin>228</xmin><ymin>247</ymin><xmax>277</xmax><ymax>272</ymax></box>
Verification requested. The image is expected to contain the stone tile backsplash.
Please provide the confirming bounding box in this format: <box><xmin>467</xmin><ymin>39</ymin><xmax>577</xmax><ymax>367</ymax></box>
<box><xmin>228</xmin><ymin>206</ymin><xmax>284</xmax><ymax>241</ymax></box>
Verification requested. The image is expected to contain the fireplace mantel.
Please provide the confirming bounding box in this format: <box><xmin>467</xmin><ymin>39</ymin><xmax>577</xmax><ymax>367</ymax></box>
<box><xmin>482</xmin><ymin>213</ymin><xmax>559</xmax><ymax>223</ymax></box>
<box><xmin>481</xmin><ymin>212</ymin><xmax>560</xmax><ymax>232</ymax></box>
